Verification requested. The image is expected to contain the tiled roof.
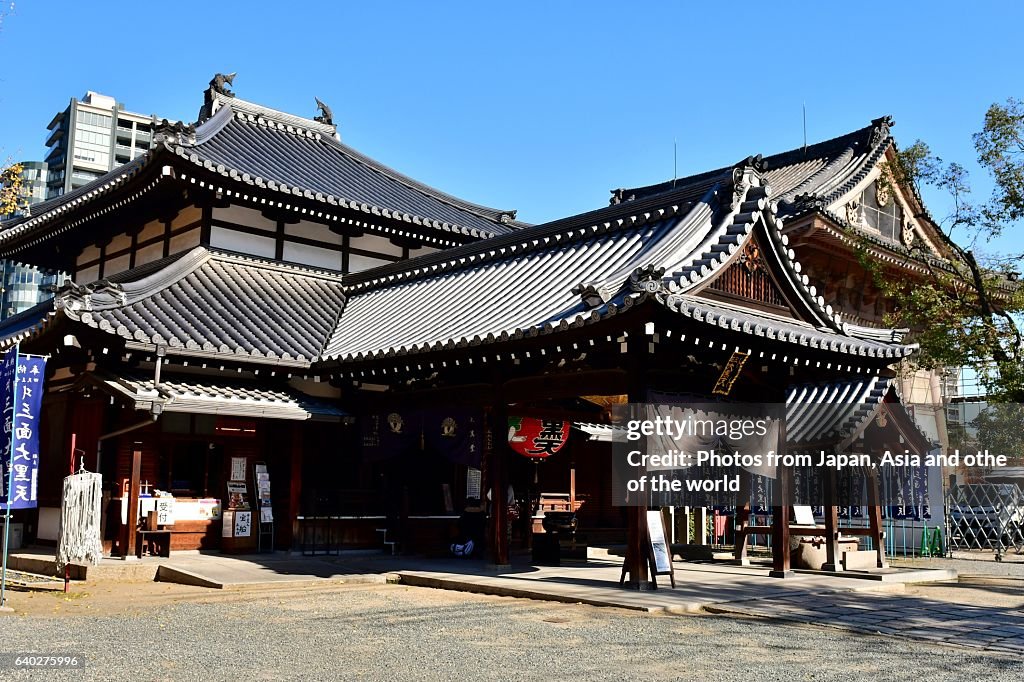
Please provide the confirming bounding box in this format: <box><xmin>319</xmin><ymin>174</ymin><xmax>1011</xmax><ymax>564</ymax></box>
<box><xmin>0</xmin><ymin>156</ymin><xmax>151</xmax><ymax>250</ymax></box>
<box><xmin>2</xmin><ymin>114</ymin><xmax>918</xmax><ymax>372</ymax></box>
<box><xmin>785</xmin><ymin>376</ymin><xmax>892</xmax><ymax>446</ymax></box>
<box><xmin>95</xmin><ymin>372</ymin><xmax>345</xmax><ymax>421</ymax></box>
<box><xmin>667</xmin><ymin>296</ymin><xmax>912</xmax><ymax>359</ymax></box>
<box><xmin>0</xmin><ymin>300</ymin><xmax>58</xmax><ymax>349</ymax></box>
<box><xmin>174</xmin><ymin>100</ymin><xmax>525</xmax><ymax>238</ymax></box>
<box><xmin>7</xmin><ymin>158</ymin><xmax>916</xmax><ymax>371</ymax></box>
<box><xmin>0</xmin><ymin>95</ymin><xmax>523</xmax><ymax>252</ymax></box>
<box><xmin>204</xmin><ymin>92</ymin><xmax>339</xmax><ymax>138</ymax></box>
<box><xmin>56</xmin><ymin>247</ymin><xmax>346</xmax><ymax>366</ymax></box>
<box><xmin>617</xmin><ymin>117</ymin><xmax>892</xmax><ymax>222</ymax></box>
<box><xmin>322</xmin><ymin>166</ymin><xmax>916</xmax><ymax>364</ymax></box>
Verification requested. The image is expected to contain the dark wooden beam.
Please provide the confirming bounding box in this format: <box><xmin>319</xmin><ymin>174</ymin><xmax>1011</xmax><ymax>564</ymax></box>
<box><xmin>122</xmin><ymin>444</ymin><xmax>143</xmax><ymax>559</ymax></box>
<box><xmin>503</xmin><ymin>369</ymin><xmax>628</xmax><ymax>402</ymax></box>
<box><xmin>822</xmin><ymin>466</ymin><xmax>841</xmax><ymax>571</ymax></box>
<box><xmin>770</xmin><ymin>419</ymin><xmax>794</xmax><ymax>578</ymax></box>
<box><xmin>622</xmin><ymin>324</ymin><xmax>653</xmax><ymax>590</ymax></box>
<box><xmin>734</xmin><ymin>473</ymin><xmax>751</xmax><ymax>565</ymax></box>
<box><xmin>487</xmin><ymin>401</ymin><xmax>510</xmax><ymax>567</ymax></box>
<box><xmin>286</xmin><ymin>423</ymin><xmax>303</xmax><ymax>550</ymax></box>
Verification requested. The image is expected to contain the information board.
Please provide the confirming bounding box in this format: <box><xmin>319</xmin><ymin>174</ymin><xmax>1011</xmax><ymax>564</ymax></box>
<box><xmin>646</xmin><ymin>510</ymin><xmax>672</xmax><ymax>574</ymax></box>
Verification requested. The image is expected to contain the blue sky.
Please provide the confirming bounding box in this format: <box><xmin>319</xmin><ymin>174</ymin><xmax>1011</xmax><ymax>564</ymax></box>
<box><xmin>1</xmin><ymin>1</ymin><xmax>1021</xmax><ymax>256</ymax></box>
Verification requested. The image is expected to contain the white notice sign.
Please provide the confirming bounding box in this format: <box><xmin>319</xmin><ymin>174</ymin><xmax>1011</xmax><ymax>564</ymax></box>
<box><xmin>222</xmin><ymin>511</ymin><xmax>234</xmax><ymax>538</ymax></box>
<box><xmin>234</xmin><ymin>511</ymin><xmax>252</xmax><ymax>538</ymax></box>
<box><xmin>646</xmin><ymin>510</ymin><xmax>672</xmax><ymax>574</ymax></box>
<box><xmin>155</xmin><ymin>497</ymin><xmax>175</xmax><ymax>526</ymax></box>
<box><xmin>230</xmin><ymin>457</ymin><xmax>247</xmax><ymax>482</ymax></box>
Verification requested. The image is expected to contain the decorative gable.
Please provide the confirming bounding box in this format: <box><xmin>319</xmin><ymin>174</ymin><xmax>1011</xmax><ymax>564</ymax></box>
<box><xmin>695</xmin><ymin>230</ymin><xmax>798</xmax><ymax>318</ymax></box>
<box><xmin>706</xmin><ymin>239</ymin><xmax>786</xmax><ymax>307</ymax></box>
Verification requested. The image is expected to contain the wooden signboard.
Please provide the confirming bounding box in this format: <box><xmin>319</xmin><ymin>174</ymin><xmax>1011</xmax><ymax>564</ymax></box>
<box><xmin>619</xmin><ymin>508</ymin><xmax>677</xmax><ymax>589</ymax></box>
<box><xmin>646</xmin><ymin>509</ymin><xmax>676</xmax><ymax>588</ymax></box>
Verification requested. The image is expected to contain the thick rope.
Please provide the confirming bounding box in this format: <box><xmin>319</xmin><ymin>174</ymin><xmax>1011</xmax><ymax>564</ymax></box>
<box><xmin>56</xmin><ymin>472</ymin><xmax>104</xmax><ymax>571</ymax></box>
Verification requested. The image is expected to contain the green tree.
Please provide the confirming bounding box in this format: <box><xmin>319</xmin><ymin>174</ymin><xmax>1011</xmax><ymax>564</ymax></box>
<box><xmin>971</xmin><ymin>403</ymin><xmax>1024</xmax><ymax>467</ymax></box>
<box><xmin>873</xmin><ymin>99</ymin><xmax>1024</xmax><ymax>401</ymax></box>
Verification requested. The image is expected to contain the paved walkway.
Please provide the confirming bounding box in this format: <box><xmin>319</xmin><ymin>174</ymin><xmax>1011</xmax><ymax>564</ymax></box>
<box><xmin>123</xmin><ymin>551</ymin><xmax>1024</xmax><ymax>660</ymax></box>
<box><xmin>330</xmin><ymin>552</ymin><xmax>955</xmax><ymax>611</ymax></box>
<box><xmin>157</xmin><ymin>551</ymin><xmax>388</xmax><ymax>589</ymax></box>
<box><xmin>706</xmin><ymin>588</ymin><xmax>1024</xmax><ymax>655</ymax></box>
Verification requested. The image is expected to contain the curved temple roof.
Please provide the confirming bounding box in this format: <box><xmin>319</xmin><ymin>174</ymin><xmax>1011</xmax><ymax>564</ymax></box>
<box><xmin>178</xmin><ymin>99</ymin><xmax>525</xmax><ymax>237</ymax></box>
<box><xmin>55</xmin><ymin>248</ymin><xmax>346</xmax><ymax>366</ymax></box>
<box><xmin>615</xmin><ymin>117</ymin><xmax>894</xmax><ymax>223</ymax></box>
<box><xmin>786</xmin><ymin>376</ymin><xmax>933</xmax><ymax>451</ymax></box>
<box><xmin>0</xmin><ymin>118</ymin><xmax>917</xmax><ymax>372</ymax></box>
<box><xmin>0</xmin><ymin>93</ymin><xmax>524</xmax><ymax>255</ymax></box>
<box><xmin>321</xmin><ymin>163</ymin><xmax>916</xmax><ymax>364</ymax></box>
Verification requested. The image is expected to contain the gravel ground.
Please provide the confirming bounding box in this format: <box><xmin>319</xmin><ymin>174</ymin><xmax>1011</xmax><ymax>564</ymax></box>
<box><xmin>893</xmin><ymin>552</ymin><xmax>1024</xmax><ymax>578</ymax></box>
<box><xmin>1</xmin><ymin>582</ymin><xmax>1022</xmax><ymax>682</ymax></box>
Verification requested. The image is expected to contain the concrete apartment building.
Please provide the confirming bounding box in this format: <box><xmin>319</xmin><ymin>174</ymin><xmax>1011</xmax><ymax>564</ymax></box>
<box><xmin>44</xmin><ymin>91</ymin><xmax>162</xmax><ymax>199</ymax></box>
<box><xmin>2</xmin><ymin>92</ymin><xmax>164</xmax><ymax>318</ymax></box>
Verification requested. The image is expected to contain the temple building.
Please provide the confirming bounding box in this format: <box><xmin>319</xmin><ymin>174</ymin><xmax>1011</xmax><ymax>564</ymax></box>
<box><xmin>0</xmin><ymin>77</ymin><xmax>953</xmax><ymax>580</ymax></box>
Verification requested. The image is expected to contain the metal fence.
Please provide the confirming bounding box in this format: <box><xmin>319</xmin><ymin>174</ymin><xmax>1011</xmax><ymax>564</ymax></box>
<box><xmin>945</xmin><ymin>482</ymin><xmax>1024</xmax><ymax>560</ymax></box>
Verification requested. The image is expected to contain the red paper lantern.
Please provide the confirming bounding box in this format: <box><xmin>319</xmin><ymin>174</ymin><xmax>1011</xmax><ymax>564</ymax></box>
<box><xmin>507</xmin><ymin>417</ymin><xmax>569</xmax><ymax>459</ymax></box>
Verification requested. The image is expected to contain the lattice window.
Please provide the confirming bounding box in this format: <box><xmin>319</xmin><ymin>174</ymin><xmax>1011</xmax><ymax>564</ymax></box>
<box><xmin>860</xmin><ymin>181</ymin><xmax>903</xmax><ymax>242</ymax></box>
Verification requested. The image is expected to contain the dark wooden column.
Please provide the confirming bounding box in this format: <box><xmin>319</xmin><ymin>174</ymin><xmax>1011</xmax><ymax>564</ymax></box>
<box><xmin>734</xmin><ymin>473</ymin><xmax>751</xmax><ymax>565</ymax></box>
<box><xmin>120</xmin><ymin>444</ymin><xmax>142</xmax><ymax>559</ymax></box>
<box><xmin>487</xmin><ymin>403</ymin><xmax>510</xmax><ymax>567</ymax></box>
<box><xmin>769</xmin><ymin>421</ymin><xmax>793</xmax><ymax>578</ymax></box>
<box><xmin>286</xmin><ymin>423</ymin><xmax>304</xmax><ymax>550</ymax></box>
<box><xmin>622</xmin><ymin>325</ymin><xmax>654</xmax><ymax>590</ymax></box>
<box><xmin>866</xmin><ymin>468</ymin><xmax>888</xmax><ymax>569</ymax></box>
<box><xmin>821</xmin><ymin>465</ymin><xmax>841</xmax><ymax>572</ymax></box>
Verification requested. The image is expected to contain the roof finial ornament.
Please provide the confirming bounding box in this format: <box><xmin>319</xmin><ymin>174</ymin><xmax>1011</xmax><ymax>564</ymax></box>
<box><xmin>743</xmin><ymin>154</ymin><xmax>768</xmax><ymax>173</ymax></box>
<box><xmin>869</xmin><ymin>115</ymin><xmax>894</xmax><ymax>147</ymax></box>
<box><xmin>609</xmin><ymin>188</ymin><xmax>634</xmax><ymax>206</ymax></box>
<box><xmin>314</xmin><ymin>97</ymin><xmax>334</xmax><ymax>125</ymax></box>
<box><xmin>209</xmin><ymin>72</ymin><xmax>237</xmax><ymax>98</ymax></box>
<box><xmin>154</xmin><ymin>119</ymin><xmax>197</xmax><ymax>146</ymax></box>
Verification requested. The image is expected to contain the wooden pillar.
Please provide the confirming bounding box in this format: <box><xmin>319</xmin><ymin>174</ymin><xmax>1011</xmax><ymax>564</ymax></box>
<box><xmin>678</xmin><ymin>507</ymin><xmax>691</xmax><ymax>544</ymax></box>
<box><xmin>286</xmin><ymin>423</ymin><xmax>304</xmax><ymax>550</ymax></box>
<box><xmin>770</xmin><ymin>420</ymin><xmax>793</xmax><ymax>577</ymax></box>
<box><xmin>734</xmin><ymin>474</ymin><xmax>751</xmax><ymax>565</ymax></box>
<box><xmin>120</xmin><ymin>444</ymin><xmax>142</xmax><ymax>559</ymax></box>
<box><xmin>622</xmin><ymin>505</ymin><xmax>650</xmax><ymax>588</ymax></box>
<box><xmin>867</xmin><ymin>469</ymin><xmax>888</xmax><ymax>569</ymax></box>
<box><xmin>622</xmin><ymin>326</ymin><xmax>653</xmax><ymax>590</ymax></box>
<box><xmin>822</xmin><ymin>465</ymin><xmax>841</xmax><ymax>572</ymax></box>
<box><xmin>694</xmin><ymin>507</ymin><xmax>708</xmax><ymax>545</ymax></box>
<box><xmin>487</xmin><ymin>404</ymin><xmax>510</xmax><ymax>567</ymax></box>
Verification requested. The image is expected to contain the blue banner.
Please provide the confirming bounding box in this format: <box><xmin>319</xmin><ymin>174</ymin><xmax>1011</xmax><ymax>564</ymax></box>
<box><xmin>0</xmin><ymin>347</ymin><xmax>17</xmax><ymax>508</ymax></box>
<box><xmin>0</xmin><ymin>350</ymin><xmax>46</xmax><ymax>510</ymax></box>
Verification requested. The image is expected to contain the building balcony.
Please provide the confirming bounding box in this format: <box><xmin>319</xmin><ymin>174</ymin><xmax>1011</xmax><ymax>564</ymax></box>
<box><xmin>45</xmin><ymin>126</ymin><xmax>65</xmax><ymax>148</ymax></box>
<box><xmin>44</xmin><ymin>147</ymin><xmax>65</xmax><ymax>165</ymax></box>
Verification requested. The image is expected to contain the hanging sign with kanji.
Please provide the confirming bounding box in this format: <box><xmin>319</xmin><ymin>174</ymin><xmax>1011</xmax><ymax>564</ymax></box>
<box><xmin>0</xmin><ymin>348</ymin><xmax>47</xmax><ymax>509</ymax></box>
<box><xmin>507</xmin><ymin>417</ymin><xmax>569</xmax><ymax>459</ymax></box>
